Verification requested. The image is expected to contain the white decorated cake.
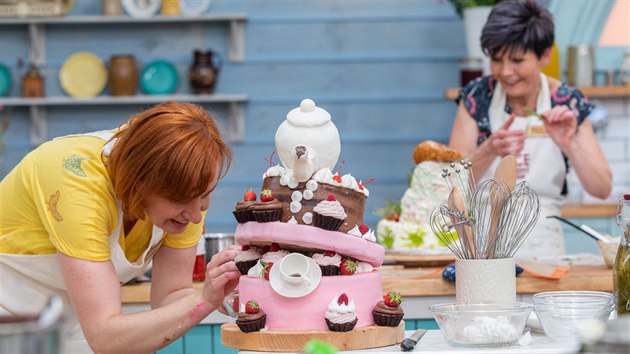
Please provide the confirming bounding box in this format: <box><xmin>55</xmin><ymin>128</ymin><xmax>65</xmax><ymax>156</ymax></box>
<box><xmin>231</xmin><ymin>99</ymin><xmax>404</xmax><ymax>335</ymax></box>
<box><xmin>376</xmin><ymin>141</ymin><xmax>463</xmax><ymax>254</ymax></box>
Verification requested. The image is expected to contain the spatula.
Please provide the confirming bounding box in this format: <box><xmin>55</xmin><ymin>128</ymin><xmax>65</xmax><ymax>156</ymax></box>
<box><xmin>448</xmin><ymin>186</ymin><xmax>475</xmax><ymax>259</ymax></box>
<box><xmin>487</xmin><ymin>155</ymin><xmax>517</xmax><ymax>258</ymax></box>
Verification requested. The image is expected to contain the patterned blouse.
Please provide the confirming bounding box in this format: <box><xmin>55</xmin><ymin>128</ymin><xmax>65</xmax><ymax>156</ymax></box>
<box><xmin>455</xmin><ymin>76</ymin><xmax>594</xmax><ymax>146</ymax></box>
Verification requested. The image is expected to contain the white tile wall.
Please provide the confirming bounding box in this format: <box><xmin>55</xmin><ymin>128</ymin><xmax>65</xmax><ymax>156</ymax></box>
<box><xmin>569</xmin><ymin>97</ymin><xmax>630</xmax><ymax>204</ymax></box>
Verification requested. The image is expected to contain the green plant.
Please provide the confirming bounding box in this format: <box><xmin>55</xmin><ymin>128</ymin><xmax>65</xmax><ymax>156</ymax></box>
<box><xmin>449</xmin><ymin>0</ymin><xmax>501</xmax><ymax>17</ymax></box>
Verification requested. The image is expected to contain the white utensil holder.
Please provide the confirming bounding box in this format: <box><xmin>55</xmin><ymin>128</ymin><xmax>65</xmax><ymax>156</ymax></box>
<box><xmin>456</xmin><ymin>258</ymin><xmax>516</xmax><ymax>304</ymax></box>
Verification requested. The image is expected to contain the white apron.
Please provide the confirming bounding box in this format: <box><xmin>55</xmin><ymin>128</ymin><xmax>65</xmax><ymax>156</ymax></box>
<box><xmin>484</xmin><ymin>74</ymin><xmax>566</xmax><ymax>259</ymax></box>
<box><xmin>0</xmin><ymin>130</ymin><xmax>164</xmax><ymax>353</ymax></box>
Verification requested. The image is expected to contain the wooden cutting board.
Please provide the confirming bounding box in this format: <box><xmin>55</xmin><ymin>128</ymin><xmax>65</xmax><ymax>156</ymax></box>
<box><xmin>221</xmin><ymin>321</ymin><xmax>405</xmax><ymax>352</ymax></box>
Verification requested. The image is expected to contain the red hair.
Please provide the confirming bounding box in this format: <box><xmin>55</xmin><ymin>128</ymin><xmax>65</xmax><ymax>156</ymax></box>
<box><xmin>107</xmin><ymin>101</ymin><xmax>232</xmax><ymax>219</ymax></box>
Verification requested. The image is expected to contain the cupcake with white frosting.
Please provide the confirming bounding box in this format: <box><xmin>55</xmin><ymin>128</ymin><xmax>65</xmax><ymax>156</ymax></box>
<box><xmin>234</xmin><ymin>245</ymin><xmax>262</xmax><ymax>275</ymax></box>
<box><xmin>324</xmin><ymin>293</ymin><xmax>357</xmax><ymax>332</ymax></box>
<box><xmin>313</xmin><ymin>194</ymin><xmax>347</xmax><ymax>231</ymax></box>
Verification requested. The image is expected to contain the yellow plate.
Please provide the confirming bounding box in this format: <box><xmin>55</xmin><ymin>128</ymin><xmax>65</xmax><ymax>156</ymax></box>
<box><xmin>59</xmin><ymin>52</ymin><xmax>107</xmax><ymax>98</ymax></box>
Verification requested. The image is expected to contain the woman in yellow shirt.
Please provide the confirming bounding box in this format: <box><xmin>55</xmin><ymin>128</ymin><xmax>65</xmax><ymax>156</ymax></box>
<box><xmin>0</xmin><ymin>101</ymin><xmax>240</xmax><ymax>353</ymax></box>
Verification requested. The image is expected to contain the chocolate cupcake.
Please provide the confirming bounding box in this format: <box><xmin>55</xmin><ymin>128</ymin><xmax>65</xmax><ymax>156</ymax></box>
<box><xmin>251</xmin><ymin>189</ymin><xmax>283</xmax><ymax>222</ymax></box>
<box><xmin>234</xmin><ymin>245</ymin><xmax>262</xmax><ymax>275</ymax></box>
<box><xmin>372</xmin><ymin>291</ymin><xmax>403</xmax><ymax>327</ymax></box>
<box><xmin>324</xmin><ymin>293</ymin><xmax>357</xmax><ymax>332</ymax></box>
<box><xmin>312</xmin><ymin>251</ymin><xmax>341</xmax><ymax>276</ymax></box>
<box><xmin>313</xmin><ymin>194</ymin><xmax>347</xmax><ymax>231</ymax></box>
<box><xmin>236</xmin><ymin>300</ymin><xmax>266</xmax><ymax>333</ymax></box>
<box><xmin>232</xmin><ymin>189</ymin><xmax>257</xmax><ymax>223</ymax></box>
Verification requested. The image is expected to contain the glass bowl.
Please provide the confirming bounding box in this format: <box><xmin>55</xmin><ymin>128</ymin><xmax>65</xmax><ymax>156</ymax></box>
<box><xmin>533</xmin><ymin>291</ymin><xmax>614</xmax><ymax>338</ymax></box>
<box><xmin>429</xmin><ymin>302</ymin><xmax>533</xmax><ymax>347</ymax></box>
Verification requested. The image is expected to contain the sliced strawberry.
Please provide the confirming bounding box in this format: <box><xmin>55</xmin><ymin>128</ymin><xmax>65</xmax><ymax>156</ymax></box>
<box><xmin>326</xmin><ymin>194</ymin><xmax>336</xmax><ymax>201</ymax></box>
<box><xmin>260</xmin><ymin>189</ymin><xmax>274</xmax><ymax>202</ymax></box>
<box><xmin>332</xmin><ymin>174</ymin><xmax>342</xmax><ymax>183</ymax></box>
<box><xmin>358</xmin><ymin>224</ymin><xmax>369</xmax><ymax>235</ymax></box>
<box><xmin>324</xmin><ymin>251</ymin><xmax>336</xmax><ymax>257</ymax></box>
<box><xmin>340</xmin><ymin>258</ymin><xmax>357</xmax><ymax>275</ymax></box>
<box><xmin>244</xmin><ymin>188</ymin><xmax>256</xmax><ymax>202</ymax></box>
<box><xmin>337</xmin><ymin>293</ymin><xmax>349</xmax><ymax>306</ymax></box>
<box><xmin>260</xmin><ymin>245</ymin><xmax>270</xmax><ymax>254</ymax></box>
<box><xmin>245</xmin><ymin>300</ymin><xmax>260</xmax><ymax>314</ymax></box>
<box><xmin>261</xmin><ymin>262</ymin><xmax>273</xmax><ymax>280</ymax></box>
<box><xmin>241</xmin><ymin>245</ymin><xmax>251</xmax><ymax>251</ymax></box>
<box><xmin>270</xmin><ymin>242</ymin><xmax>280</xmax><ymax>252</ymax></box>
<box><xmin>384</xmin><ymin>291</ymin><xmax>402</xmax><ymax>307</ymax></box>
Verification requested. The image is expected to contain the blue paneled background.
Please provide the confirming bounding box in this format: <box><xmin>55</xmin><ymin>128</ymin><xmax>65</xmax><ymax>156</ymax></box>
<box><xmin>0</xmin><ymin>1</ymin><xmax>623</xmax><ymax>353</ymax></box>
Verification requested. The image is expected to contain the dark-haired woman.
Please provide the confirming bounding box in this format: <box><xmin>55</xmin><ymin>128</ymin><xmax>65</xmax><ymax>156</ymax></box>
<box><xmin>0</xmin><ymin>102</ymin><xmax>241</xmax><ymax>353</ymax></box>
<box><xmin>449</xmin><ymin>0</ymin><xmax>611</xmax><ymax>258</ymax></box>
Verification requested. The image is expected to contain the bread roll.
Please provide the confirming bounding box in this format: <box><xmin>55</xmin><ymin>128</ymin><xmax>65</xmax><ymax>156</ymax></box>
<box><xmin>413</xmin><ymin>140</ymin><xmax>463</xmax><ymax>164</ymax></box>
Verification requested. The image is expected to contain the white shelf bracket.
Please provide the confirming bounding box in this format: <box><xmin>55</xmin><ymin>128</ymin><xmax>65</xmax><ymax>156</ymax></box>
<box><xmin>228</xmin><ymin>19</ymin><xmax>245</xmax><ymax>63</ymax></box>
<box><xmin>228</xmin><ymin>102</ymin><xmax>245</xmax><ymax>142</ymax></box>
<box><xmin>28</xmin><ymin>23</ymin><xmax>46</xmax><ymax>66</ymax></box>
<box><xmin>29</xmin><ymin>105</ymin><xmax>47</xmax><ymax>145</ymax></box>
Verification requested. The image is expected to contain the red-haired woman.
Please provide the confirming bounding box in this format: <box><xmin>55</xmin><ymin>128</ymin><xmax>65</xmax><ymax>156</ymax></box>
<box><xmin>0</xmin><ymin>101</ymin><xmax>240</xmax><ymax>353</ymax></box>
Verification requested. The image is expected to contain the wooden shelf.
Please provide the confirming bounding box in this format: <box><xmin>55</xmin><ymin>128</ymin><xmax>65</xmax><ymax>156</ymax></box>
<box><xmin>445</xmin><ymin>85</ymin><xmax>630</xmax><ymax>100</ymax></box>
<box><xmin>0</xmin><ymin>14</ymin><xmax>247</xmax><ymax>25</ymax></box>
<box><xmin>561</xmin><ymin>204</ymin><xmax>617</xmax><ymax>218</ymax></box>
<box><xmin>0</xmin><ymin>94</ymin><xmax>247</xmax><ymax>107</ymax></box>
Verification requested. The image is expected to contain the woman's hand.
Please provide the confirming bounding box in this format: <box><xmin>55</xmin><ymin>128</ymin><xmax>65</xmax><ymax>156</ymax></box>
<box><xmin>202</xmin><ymin>245</ymin><xmax>241</xmax><ymax>310</ymax></box>
<box><xmin>487</xmin><ymin>114</ymin><xmax>526</xmax><ymax>157</ymax></box>
<box><xmin>541</xmin><ymin>105</ymin><xmax>578</xmax><ymax>153</ymax></box>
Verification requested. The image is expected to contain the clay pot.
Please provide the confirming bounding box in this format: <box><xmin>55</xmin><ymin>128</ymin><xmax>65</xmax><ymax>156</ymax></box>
<box><xmin>21</xmin><ymin>65</ymin><xmax>44</xmax><ymax>97</ymax></box>
<box><xmin>189</xmin><ymin>49</ymin><xmax>220</xmax><ymax>94</ymax></box>
<box><xmin>108</xmin><ymin>55</ymin><xmax>138</xmax><ymax>96</ymax></box>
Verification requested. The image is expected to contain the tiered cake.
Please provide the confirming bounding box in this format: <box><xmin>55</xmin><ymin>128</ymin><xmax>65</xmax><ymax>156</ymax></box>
<box><xmin>223</xmin><ymin>99</ymin><xmax>404</xmax><ymax>351</ymax></box>
<box><xmin>376</xmin><ymin>141</ymin><xmax>463</xmax><ymax>254</ymax></box>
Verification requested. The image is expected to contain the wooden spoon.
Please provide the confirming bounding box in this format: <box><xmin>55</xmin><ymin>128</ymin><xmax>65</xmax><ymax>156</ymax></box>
<box><xmin>487</xmin><ymin>155</ymin><xmax>517</xmax><ymax>258</ymax></box>
<box><xmin>448</xmin><ymin>186</ymin><xmax>475</xmax><ymax>259</ymax></box>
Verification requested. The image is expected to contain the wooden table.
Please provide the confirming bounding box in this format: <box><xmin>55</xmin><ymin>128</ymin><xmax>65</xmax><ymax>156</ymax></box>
<box><xmin>121</xmin><ymin>264</ymin><xmax>612</xmax><ymax>303</ymax></box>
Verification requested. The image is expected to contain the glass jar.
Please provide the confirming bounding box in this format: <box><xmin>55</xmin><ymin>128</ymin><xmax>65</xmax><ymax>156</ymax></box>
<box><xmin>613</xmin><ymin>194</ymin><xmax>630</xmax><ymax>315</ymax></box>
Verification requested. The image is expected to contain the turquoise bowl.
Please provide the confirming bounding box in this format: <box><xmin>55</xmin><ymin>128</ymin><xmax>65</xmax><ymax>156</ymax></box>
<box><xmin>140</xmin><ymin>60</ymin><xmax>178</xmax><ymax>95</ymax></box>
<box><xmin>0</xmin><ymin>63</ymin><xmax>12</xmax><ymax>97</ymax></box>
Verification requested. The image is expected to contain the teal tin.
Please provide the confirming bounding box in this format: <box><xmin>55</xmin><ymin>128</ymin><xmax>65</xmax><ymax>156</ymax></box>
<box><xmin>140</xmin><ymin>60</ymin><xmax>178</xmax><ymax>95</ymax></box>
<box><xmin>0</xmin><ymin>63</ymin><xmax>12</xmax><ymax>97</ymax></box>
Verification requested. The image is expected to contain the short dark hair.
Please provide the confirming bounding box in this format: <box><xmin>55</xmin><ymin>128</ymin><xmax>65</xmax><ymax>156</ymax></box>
<box><xmin>481</xmin><ymin>0</ymin><xmax>554</xmax><ymax>58</ymax></box>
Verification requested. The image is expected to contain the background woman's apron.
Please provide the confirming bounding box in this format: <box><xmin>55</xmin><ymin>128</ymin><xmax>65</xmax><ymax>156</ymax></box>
<box><xmin>483</xmin><ymin>74</ymin><xmax>566</xmax><ymax>259</ymax></box>
<box><xmin>0</xmin><ymin>130</ymin><xmax>164</xmax><ymax>353</ymax></box>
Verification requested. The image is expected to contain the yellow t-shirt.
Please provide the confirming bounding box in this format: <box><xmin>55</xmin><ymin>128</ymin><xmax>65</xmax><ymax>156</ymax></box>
<box><xmin>0</xmin><ymin>133</ymin><xmax>202</xmax><ymax>262</ymax></box>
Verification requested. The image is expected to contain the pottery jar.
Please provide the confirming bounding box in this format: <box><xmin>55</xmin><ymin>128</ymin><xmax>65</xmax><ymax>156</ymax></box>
<box><xmin>189</xmin><ymin>49</ymin><xmax>221</xmax><ymax>94</ymax></box>
<box><xmin>108</xmin><ymin>55</ymin><xmax>138</xmax><ymax>96</ymax></box>
<box><xmin>21</xmin><ymin>65</ymin><xmax>44</xmax><ymax>98</ymax></box>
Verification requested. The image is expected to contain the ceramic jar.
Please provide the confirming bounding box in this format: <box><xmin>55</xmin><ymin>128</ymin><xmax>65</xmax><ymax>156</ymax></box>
<box><xmin>102</xmin><ymin>0</ymin><xmax>122</xmax><ymax>16</ymax></box>
<box><xmin>189</xmin><ymin>49</ymin><xmax>220</xmax><ymax>94</ymax></box>
<box><xmin>21</xmin><ymin>65</ymin><xmax>44</xmax><ymax>97</ymax></box>
<box><xmin>108</xmin><ymin>55</ymin><xmax>138</xmax><ymax>96</ymax></box>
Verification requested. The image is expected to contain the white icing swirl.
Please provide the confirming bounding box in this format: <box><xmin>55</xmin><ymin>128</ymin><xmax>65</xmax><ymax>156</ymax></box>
<box><xmin>287</xmin><ymin>216</ymin><xmax>298</xmax><ymax>224</ymax></box>
<box><xmin>312</xmin><ymin>253</ymin><xmax>341</xmax><ymax>266</ymax></box>
<box><xmin>306</xmin><ymin>180</ymin><xmax>318</xmax><ymax>191</ymax></box>
<box><xmin>247</xmin><ymin>261</ymin><xmax>266</xmax><ymax>278</ymax></box>
<box><xmin>362</xmin><ymin>229</ymin><xmax>376</xmax><ymax>242</ymax></box>
<box><xmin>264</xmin><ymin>165</ymin><xmax>286</xmax><ymax>178</ymax></box>
<box><xmin>291</xmin><ymin>191</ymin><xmax>303</xmax><ymax>202</ymax></box>
<box><xmin>302</xmin><ymin>212</ymin><xmax>313</xmax><ymax>224</ymax></box>
<box><xmin>288</xmin><ymin>175</ymin><xmax>299</xmax><ymax>189</ymax></box>
<box><xmin>356</xmin><ymin>262</ymin><xmax>373</xmax><ymax>273</ymax></box>
<box><xmin>347</xmin><ymin>225</ymin><xmax>362</xmax><ymax>238</ymax></box>
<box><xmin>261</xmin><ymin>250</ymin><xmax>289</xmax><ymax>264</ymax></box>
<box><xmin>279</xmin><ymin>174</ymin><xmax>290</xmax><ymax>186</ymax></box>
<box><xmin>313</xmin><ymin>200</ymin><xmax>347</xmax><ymax>219</ymax></box>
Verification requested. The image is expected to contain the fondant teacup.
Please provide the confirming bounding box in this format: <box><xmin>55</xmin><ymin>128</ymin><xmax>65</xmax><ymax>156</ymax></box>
<box><xmin>279</xmin><ymin>253</ymin><xmax>312</xmax><ymax>286</ymax></box>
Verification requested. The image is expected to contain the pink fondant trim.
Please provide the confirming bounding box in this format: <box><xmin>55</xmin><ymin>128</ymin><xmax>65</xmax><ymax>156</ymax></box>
<box><xmin>239</xmin><ymin>272</ymin><xmax>383</xmax><ymax>331</ymax></box>
<box><xmin>235</xmin><ymin>222</ymin><xmax>384</xmax><ymax>266</ymax></box>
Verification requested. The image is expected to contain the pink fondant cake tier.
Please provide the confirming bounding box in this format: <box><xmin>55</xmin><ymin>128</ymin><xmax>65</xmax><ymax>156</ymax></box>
<box><xmin>235</xmin><ymin>222</ymin><xmax>385</xmax><ymax>267</ymax></box>
<box><xmin>238</xmin><ymin>271</ymin><xmax>383</xmax><ymax>331</ymax></box>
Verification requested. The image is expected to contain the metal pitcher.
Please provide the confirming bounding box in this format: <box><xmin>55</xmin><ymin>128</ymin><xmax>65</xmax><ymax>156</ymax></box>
<box><xmin>567</xmin><ymin>45</ymin><xmax>594</xmax><ymax>87</ymax></box>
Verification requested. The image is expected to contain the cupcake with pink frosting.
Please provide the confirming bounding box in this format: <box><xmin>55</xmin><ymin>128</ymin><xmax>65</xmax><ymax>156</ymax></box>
<box><xmin>234</xmin><ymin>245</ymin><xmax>262</xmax><ymax>275</ymax></box>
<box><xmin>324</xmin><ymin>293</ymin><xmax>357</xmax><ymax>332</ymax></box>
<box><xmin>260</xmin><ymin>243</ymin><xmax>289</xmax><ymax>265</ymax></box>
<box><xmin>313</xmin><ymin>194</ymin><xmax>347</xmax><ymax>231</ymax></box>
<box><xmin>312</xmin><ymin>251</ymin><xmax>342</xmax><ymax>276</ymax></box>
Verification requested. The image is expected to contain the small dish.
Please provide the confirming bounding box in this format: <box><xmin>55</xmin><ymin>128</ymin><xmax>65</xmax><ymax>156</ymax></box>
<box><xmin>180</xmin><ymin>0</ymin><xmax>212</xmax><ymax>16</ymax></box>
<box><xmin>140</xmin><ymin>60</ymin><xmax>178</xmax><ymax>95</ymax></box>
<box><xmin>269</xmin><ymin>257</ymin><xmax>322</xmax><ymax>298</ymax></box>
<box><xmin>0</xmin><ymin>63</ymin><xmax>11</xmax><ymax>97</ymax></box>
<box><xmin>59</xmin><ymin>52</ymin><xmax>107</xmax><ymax>98</ymax></box>
<box><xmin>121</xmin><ymin>0</ymin><xmax>161</xmax><ymax>18</ymax></box>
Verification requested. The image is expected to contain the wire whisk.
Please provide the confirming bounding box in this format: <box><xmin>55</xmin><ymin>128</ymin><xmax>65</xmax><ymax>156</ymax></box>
<box><xmin>430</xmin><ymin>204</ymin><xmax>473</xmax><ymax>259</ymax></box>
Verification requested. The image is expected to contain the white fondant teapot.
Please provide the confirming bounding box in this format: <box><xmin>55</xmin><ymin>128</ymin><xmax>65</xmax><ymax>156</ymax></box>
<box><xmin>275</xmin><ymin>99</ymin><xmax>341</xmax><ymax>183</ymax></box>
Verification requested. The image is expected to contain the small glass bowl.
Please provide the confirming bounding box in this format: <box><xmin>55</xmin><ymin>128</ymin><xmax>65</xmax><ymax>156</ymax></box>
<box><xmin>533</xmin><ymin>291</ymin><xmax>614</xmax><ymax>338</ymax></box>
<box><xmin>429</xmin><ymin>302</ymin><xmax>533</xmax><ymax>347</ymax></box>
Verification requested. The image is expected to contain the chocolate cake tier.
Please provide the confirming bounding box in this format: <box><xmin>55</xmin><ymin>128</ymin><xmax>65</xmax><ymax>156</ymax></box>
<box><xmin>262</xmin><ymin>176</ymin><xmax>366</xmax><ymax>233</ymax></box>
